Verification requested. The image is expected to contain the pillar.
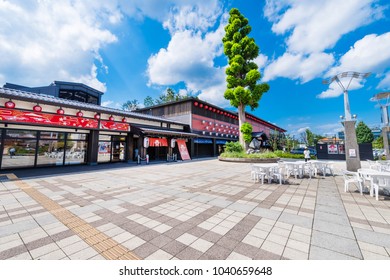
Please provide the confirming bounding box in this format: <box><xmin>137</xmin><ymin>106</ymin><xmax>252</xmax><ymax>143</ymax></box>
<box><xmin>343</xmin><ymin>120</ymin><xmax>361</xmax><ymax>171</ymax></box>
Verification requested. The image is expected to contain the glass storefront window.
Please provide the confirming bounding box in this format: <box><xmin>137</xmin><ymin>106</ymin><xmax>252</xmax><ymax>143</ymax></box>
<box><xmin>2</xmin><ymin>138</ymin><xmax>37</xmax><ymax>168</ymax></box>
<box><xmin>64</xmin><ymin>141</ymin><xmax>87</xmax><ymax>165</ymax></box>
<box><xmin>67</xmin><ymin>133</ymin><xmax>87</xmax><ymax>140</ymax></box>
<box><xmin>36</xmin><ymin>139</ymin><xmax>65</xmax><ymax>166</ymax></box>
<box><xmin>40</xmin><ymin>131</ymin><xmax>65</xmax><ymax>140</ymax></box>
<box><xmin>98</xmin><ymin>141</ymin><xmax>111</xmax><ymax>162</ymax></box>
<box><xmin>6</xmin><ymin>130</ymin><xmax>37</xmax><ymax>138</ymax></box>
<box><xmin>99</xmin><ymin>135</ymin><xmax>111</xmax><ymax>141</ymax></box>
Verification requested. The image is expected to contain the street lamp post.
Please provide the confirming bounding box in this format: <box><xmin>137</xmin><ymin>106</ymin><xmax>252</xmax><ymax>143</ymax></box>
<box><xmin>322</xmin><ymin>71</ymin><xmax>371</xmax><ymax>171</ymax></box>
<box><xmin>370</xmin><ymin>91</ymin><xmax>390</xmax><ymax>160</ymax></box>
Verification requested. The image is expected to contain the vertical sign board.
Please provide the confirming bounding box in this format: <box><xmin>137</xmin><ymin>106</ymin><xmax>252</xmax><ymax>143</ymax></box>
<box><xmin>177</xmin><ymin>139</ymin><xmax>191</xmax><ymax>160</ymax></box>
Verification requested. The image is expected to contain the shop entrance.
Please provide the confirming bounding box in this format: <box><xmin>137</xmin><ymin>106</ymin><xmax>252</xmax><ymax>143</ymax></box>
<box><xmin>146</xmin><ymin>137</ymin><xmax>168</xmax><ymax>161</ymax></box>
<box><xmin>98</xmin><ymin>135</ymin><xmax>126</xmax><ymax>163</ymax></box>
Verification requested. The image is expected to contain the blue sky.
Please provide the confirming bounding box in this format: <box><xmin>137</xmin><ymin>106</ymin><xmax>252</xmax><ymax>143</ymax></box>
<box><xmin>1</xmin><ymin>0</ymin><xmax>389</xmax><ymax>138</ymax></box>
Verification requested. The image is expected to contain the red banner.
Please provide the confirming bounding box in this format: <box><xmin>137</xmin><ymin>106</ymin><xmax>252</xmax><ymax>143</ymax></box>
<box><xmin>177</xmin><ymin>139</ymin><xmax>191</xmax><ymax>160</ymax></box>
<box><xmin>149</xmin><ymin>138</ymin><xmax>168</xmax><ymax>147</ymax></box>
<box><xmin>100</xmin><ymin>121</ymin><xmax>129</xmax><ymax>131</ymax></box>
<box><xmin>0</xmin><ymin>108</ymin><xmax>98</xmax><ymax>128</ymax></box>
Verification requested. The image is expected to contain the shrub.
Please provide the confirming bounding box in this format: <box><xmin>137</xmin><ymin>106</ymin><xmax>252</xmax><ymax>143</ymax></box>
<box><xmin>220</xmin><ymin>151</ymin><xmax>278</xmax><ymax>159</ymax></box>
<box><xmin>224</xmin><ymin>141</ymin><xmax>244</xmax><ymax>153</ymax></box>
<box><xmin>240</xmin><ymin>122</ymin><xmax>253</xmax><ymax>143</ymax></box>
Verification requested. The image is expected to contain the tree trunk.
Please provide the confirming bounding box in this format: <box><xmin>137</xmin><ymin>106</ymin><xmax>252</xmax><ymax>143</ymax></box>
<box><xmin>238</xmin><ymin>104</ymin><xmax>247</xmax><ymax>150</ymax></box>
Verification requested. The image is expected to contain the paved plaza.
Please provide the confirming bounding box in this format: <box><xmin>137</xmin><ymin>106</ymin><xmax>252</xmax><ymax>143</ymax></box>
<box><xmin>0</xmin><ymin>159</ymin><xmax>390</xmax><ymax>260</ymax></box>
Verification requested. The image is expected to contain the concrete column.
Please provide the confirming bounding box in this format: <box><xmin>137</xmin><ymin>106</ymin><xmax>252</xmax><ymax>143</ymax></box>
<box><xmin>87</xmin><ymin>130</ymin><xmax>99</xmax><ymax>165</ymax></box>
<box><xmin>343</xmin><ymin>120</ymin><xmax>361</xmax><ymax>171</ymax></box>
<box><xmin>383</xmin><ymin>126</ymin><xmax>390</xmax><ymax>160</ymax></box>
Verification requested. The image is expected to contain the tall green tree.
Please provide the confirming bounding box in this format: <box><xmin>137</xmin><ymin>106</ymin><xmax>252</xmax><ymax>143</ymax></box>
<box><xmin>144</xmin><ymin>96</ymin><xmax>155</xmax><ymax>107</ymax></box>
<box><xmin>372</xmin><ymin>136</ymin><xmax>384</xmax><ymax>149</ymax></box>
<box><xmin>121</xmin><ymin>99</ymin><xmax>140</xmax><ymax>111</ymax></box>
<box><xmin>356</xmin><ymin>121</ymin><xmax>374</xmax><ymax>144</ymax></box>
<box><xmin>144</xmin><ymin>88</ymin><xmax>193</xmax><ymax>107</ymax></box>
<box><xmin>222</xmin><ymin>8</ymin><xmax>269</xmax><ymax>147</ymax></box>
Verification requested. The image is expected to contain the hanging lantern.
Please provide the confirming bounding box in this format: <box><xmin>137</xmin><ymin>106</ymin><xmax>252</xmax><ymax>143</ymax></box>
<box><xmin>121</xmin><ymin>117</ymin><xmax>126</xmax><ymax>123</ymax></box>
<box><xmin>33</xmin><ymin>104</ymin><xmax>42</xmax><ymax>112</ymax></box>
<box><xmin>57</xmin><ymin>108</ymin><xmax>64</xmax><ymax>115</ymax></box>
<box><xmin>209</xmin><ymin>107</ymin><xmax>212</xmax><ymax>111</ymax></box>
<box><xmin>194</xmin><ymin>102</ymin><xmax>198</xmax><ymax>106</ymax></box>
<box><xmin>109</xmin><ymin>115</ymin><xmax>114</xmax><ymax>121</ymax></box>
<box><xmin>94</xmin><ymin>113</ymin><xmax>100</xmax><ymax>120</ymax></box>
<box><xmin>76</xmin><ymin>111</ymin><xmax>83</xmax><ymax>117</ymax></box>
<box><xmin>204</xmin><ymin>105</ymin><xmax>208</xmax><ymax>109</ymax></box>
<box><xmin>5</xmin><ymin>100</ymin><xmax>15</xmax><ymax>109</ymax></box>
<box><xmin>199</xmin><ymin>104</ymin><xmax>203</xmax><ymax>108</ymax></box>
<box><xmin>213</xmin><ymin>108</ymin><xmax>216</xmax><ymax>112</ymax></box>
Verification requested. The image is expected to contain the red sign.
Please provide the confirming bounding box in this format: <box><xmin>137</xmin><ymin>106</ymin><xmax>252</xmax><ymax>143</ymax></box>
<box><xmin>177</xmin><ymin>139</ymin><xmax>191</xmax><ymax>160</ymax></box>
<box><xmin>149</xmin><ymin>138</ymin><xmax>168</xmax><ymax>147</ymax></box>
<box><xmin>0</xmin><ymin>108</ymin><xmax>98</xmax><ymax>128</ymax></box>
<box><xmin>100</xmin><ymin>121</ymin><xmax>129</xmax><ymax>131</ymax></box>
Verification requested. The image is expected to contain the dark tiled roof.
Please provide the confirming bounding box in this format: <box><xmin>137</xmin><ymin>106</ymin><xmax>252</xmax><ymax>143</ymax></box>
<box><xmin>0</xmin><ymin>87</ymin><xmax>184</xmax><ymax>125</ymax></box>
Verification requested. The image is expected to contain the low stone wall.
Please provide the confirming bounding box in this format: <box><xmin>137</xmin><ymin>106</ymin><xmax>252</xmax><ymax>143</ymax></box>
<box><xmin>218</xmin><ymin>156</ymin><xmax>280</xmax><ymax>163</ymax></box>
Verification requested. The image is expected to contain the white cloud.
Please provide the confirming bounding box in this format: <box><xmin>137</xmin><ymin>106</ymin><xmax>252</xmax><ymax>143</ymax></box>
<box><xmin>328</xmin><ymin>32</ymin><xmax>390</xmax><ymax>77</ymax></box>
<box><xmin>0</xmin><ymin>0</ymin><xmax>119</xmax><ymax>91</ymax></box>
<box><xmin>263</xmin><ymin>52</ymin><xmax>334</xmax><ymax>82</ymax></box>
<box><xmin>377</xmin><ymin>72</ymin><xmax>390</xmax><ymax>90</ymax></box>
<box><xmin>316</xmin><ymin>122</ymin><xmax>344</xmax><ymax>136</ymax></box>
<box><xmin>265</xmin><ymin>0</ymin><xmax>384</xmax><ymax>54</ymax></box>
<box><xmin>319</xmin><ymin>32</ymin><xmax>390</xmax><ymax>98</ymax></box>
<box><xmin>101</xmin><ymin>100</ymin><xmax>121</xmax><ymax>109</ymax></box>
<box><xmin>254</xmin><ymin>54</ymin><xmax>268</xmax><ymax>71</ymax></box>
<box><xmin>146</xmin><ymin>7</ymin><xmax>228</xmax><ymax>106</ymax></box>
<box><xmin>118</xmin><ymin>0</ymin><xmax>221</xmax><ymax>26</ymax></box>
<box><xmin>162</xmin><ymin>2</ymin><xmax>223</xmax><ymax>34</ymax></box>
<box><xmin>262</xmin><ymin>0</ymin><xmax>385</xmax><ymax>86</ymax></box>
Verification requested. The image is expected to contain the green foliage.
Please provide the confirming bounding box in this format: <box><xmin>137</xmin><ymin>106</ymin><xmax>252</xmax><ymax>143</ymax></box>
<box><xmin>240</xmin><ymin>122</ymin><xmax>253</xmax><ymax>143</ymax></box>
<box><xmin>372</xmin><ymin>136</ymin><xmax>384</xmax><ymax>149</ymax></box>
<box><xmin>122</xmin><ymin>99</ymin><xmax>140</xmax><ymax>111</ymax></box>
<box><xmin>144</xmin><ymin>96</ymin><xmax>155</xmax><ymax>107</ymax></box>
<box><xmin>143</xmin><ymin>88</ymin><xmax>193</xmax><ymax>107</ymax></box>
<box><xmin>356</xmin><ymin>121</ymin><xmax>374</xmax><ymax>144</ymax></box>
<box><xmin>222</xmin><ymin>8</ymin><xmax>269</xmax><ymax>146</ymax></box>
<box><xmin>224</xmin><ymin>141</ymin><xmax>244</xmax><ymax>153</ymax></box>
<box><xmin>273</xmin><ymin>150</ymin><xmax>314</xmax><ymax>159</ymax></box>
<box><xmin>268</xmin><ymin>130</ymin><xmax>283</xmax><ymax>151</ymax></box>
<box><xmin>220</xmin><ymin>151</ymin><xmax>278</xmax><ymax>159</ymax></box>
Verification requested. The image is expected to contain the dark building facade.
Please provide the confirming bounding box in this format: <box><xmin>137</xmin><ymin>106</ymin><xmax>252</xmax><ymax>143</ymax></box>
<box><xmin>1</xmin><ymin>81</ymin><xmax>286</xmax><ymax>170</ymax></box>
<box><xmin>0</xmin><ymin>86</ymin><xmax>196</xmax><ymax>170</ymax></box>
<box><xmin>136</xmin><ymin>98</ymin><xmax>286</xmax><ymax>158</ymax></box>
<box><xmin>4</xmin><ymin>81</ymin><xmax>103</xmax><ymax>105</ymax></box>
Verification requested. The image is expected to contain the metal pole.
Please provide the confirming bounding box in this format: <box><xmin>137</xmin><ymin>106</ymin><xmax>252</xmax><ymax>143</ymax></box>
<box><xmin>323</xmin><ymin>72</ymin><xmax>370</xmax><ymax>171</ymax></box>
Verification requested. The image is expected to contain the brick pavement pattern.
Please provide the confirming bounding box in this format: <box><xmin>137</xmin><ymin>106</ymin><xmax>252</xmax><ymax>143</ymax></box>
<box><xmin>1</xmin><ymin>159</ymin><xmax>389</xmax><ymax>260</ymax></box>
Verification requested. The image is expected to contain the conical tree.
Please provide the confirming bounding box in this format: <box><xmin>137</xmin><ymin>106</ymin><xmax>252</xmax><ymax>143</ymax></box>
<box><xmin>356</xmin><ymin>121</ymin><xmax>374</xmax><ymax>144</ymax></box>
<box><xmin>222</xmin><ymin>8</ymin><xmax>269</xmax><ymax>148</ymax></box>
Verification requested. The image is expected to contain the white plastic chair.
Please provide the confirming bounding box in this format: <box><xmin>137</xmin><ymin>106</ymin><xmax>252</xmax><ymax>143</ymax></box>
<box><xmin>325</xmin><ymin>162</ymin><xmax>334</xmax><ymax>176</ymax></box>
<box><xmin>342</xmin><ymin>170</ymin><xmax>363</xmax><ymax>194</ymax></box>
<box><xmin>371</xmin><ymin>174</ymin><xmax>390</xmax><ymax>200</ymax></box>
<box><xmin>314</xmin><ymin>162</ymin><xmax>328</xmax><ymax>178</ymax></box>
<box><xmin>269</xmin><ymin>166</ymin><xmax>284</xmax><ymax>185</ymax></box>
<box><xmin>284</xmin><ymin>162</ymin><xmax>300</xmax><ymax>179</ymax></box>
<box><xmin>303</xmin><ymin>162</ymin><xmax>315</xmax><ymax>178</ymax></box>
<box><xmin>251</xmin><ymin>165</ymin><xmax>267</xmax><ymax>184</ymax></box>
